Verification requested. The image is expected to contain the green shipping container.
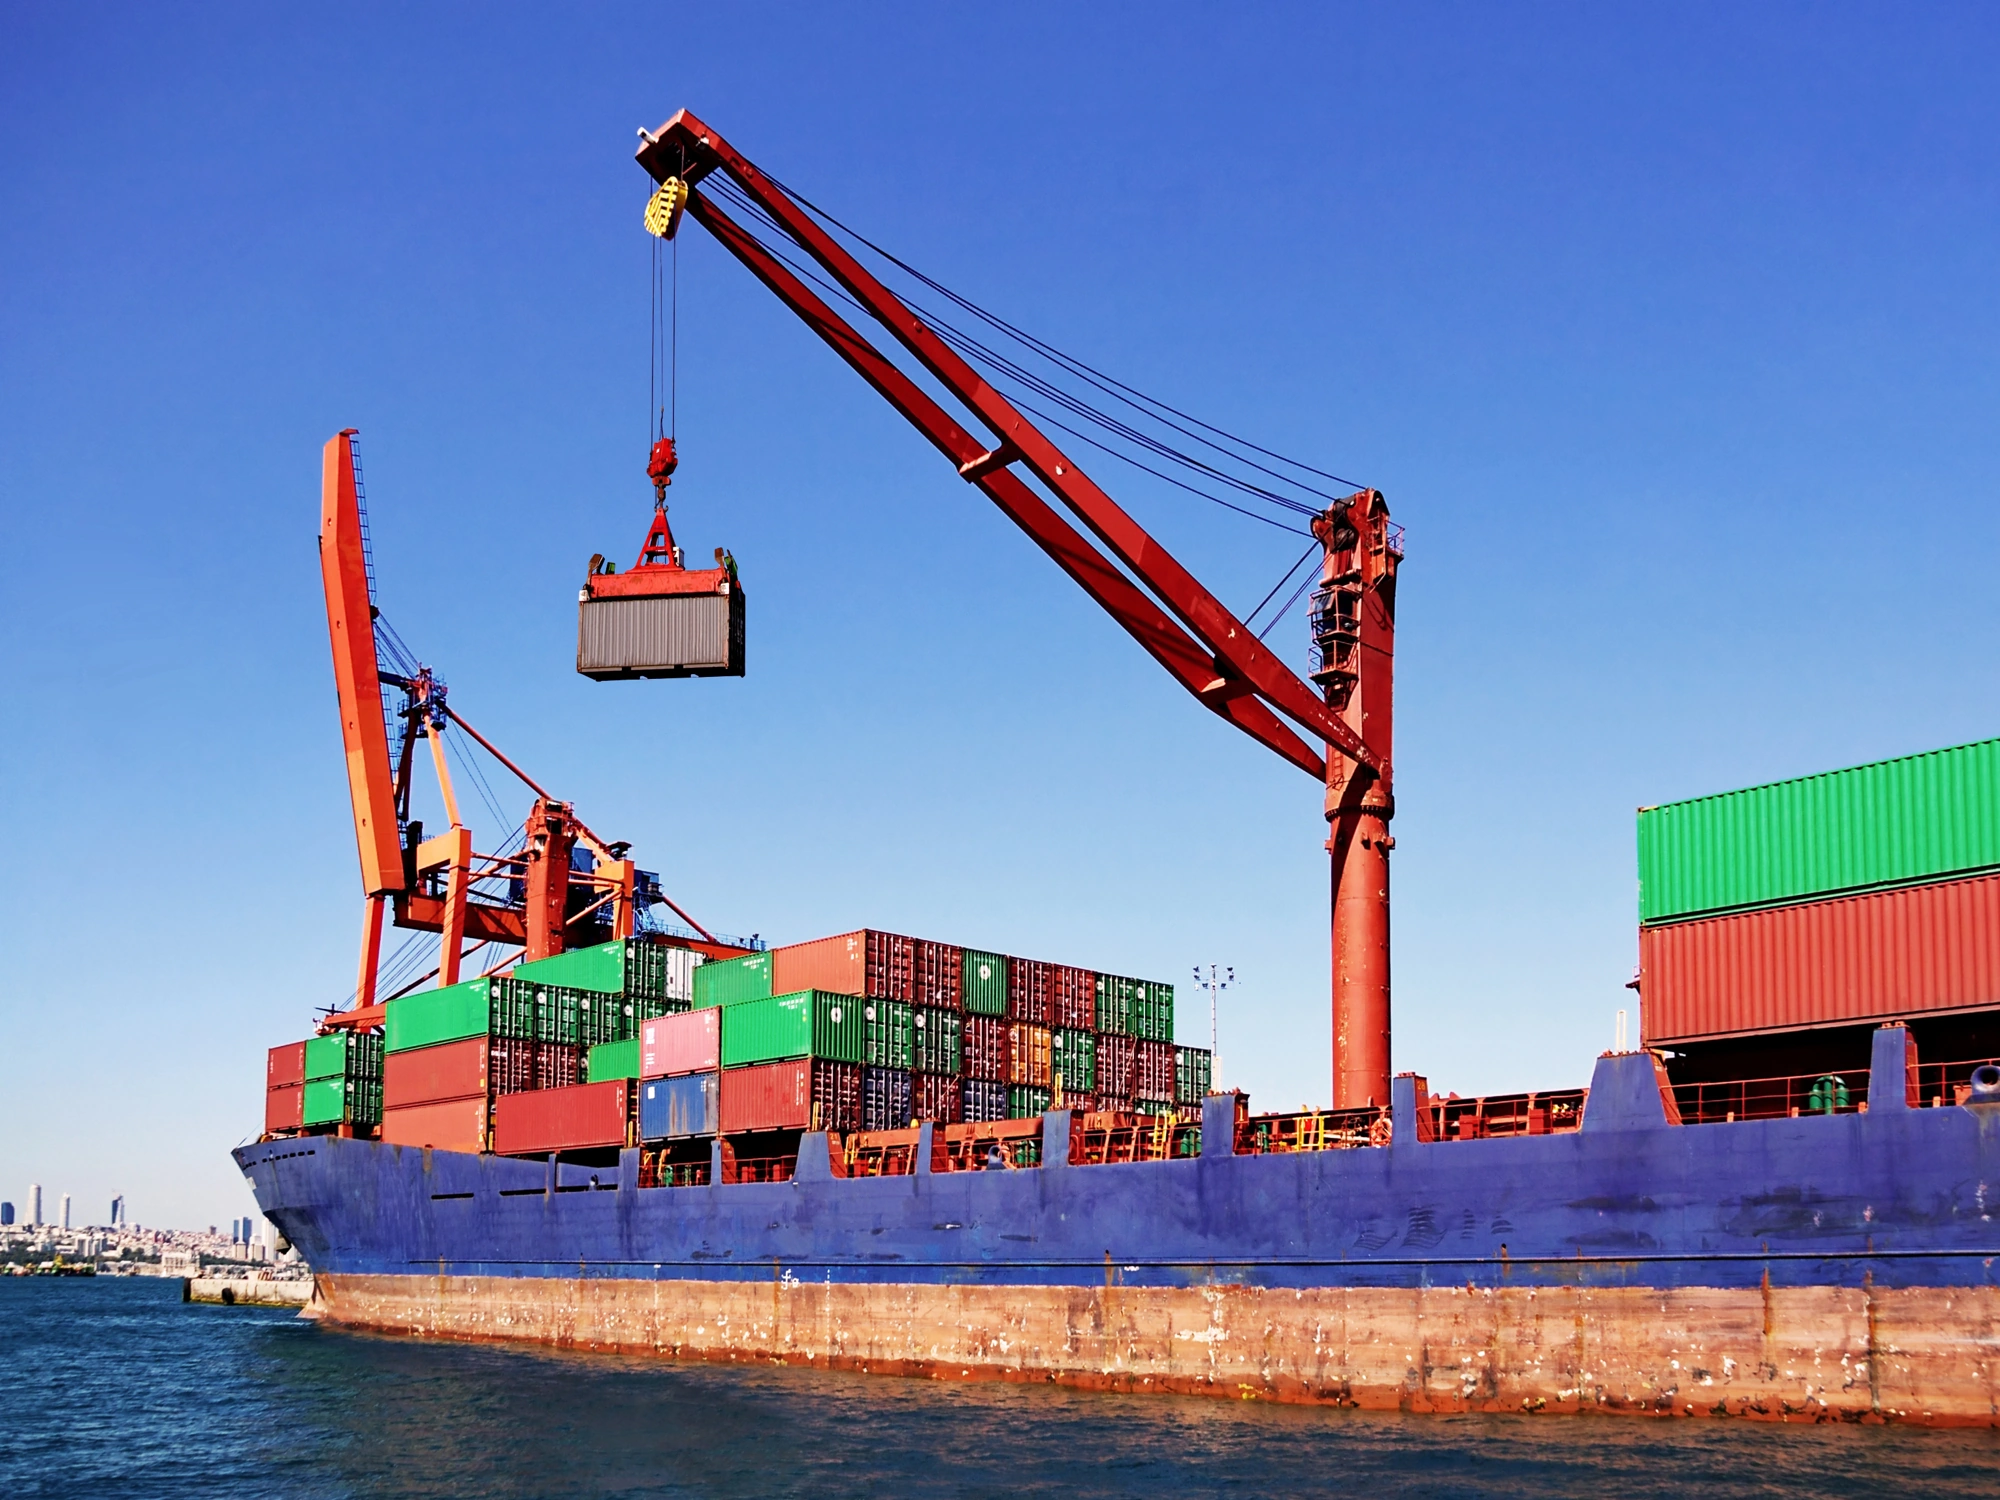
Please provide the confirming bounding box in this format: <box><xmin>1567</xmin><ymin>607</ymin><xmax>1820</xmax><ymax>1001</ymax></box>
<box><xmin>304</xmin><ymin>1030</ymin><xmax>381</xmax><ymax>1082</ymax></box>
<box><xmin>1052</xmin><ymin>1028</ymin><xmax>1095</xmax><ymax>1093</ymax></box>
<box><xmin>586</xmin><ymin>1037</ymin><xmax>641</xmax><ymax>1082</ymax></box>
<box><xmin>863</xmin><ymin>999</ymin><xmax>914</xmax><ymax>1070</ymax></box>
<box><xmin>512</xmin><ymin>936</ymin><xmax>669</xmax><ymax>998</ymax></box>
<box><xmin>962</xmin><ymin>950</ymin><xmax>1008</xmax><ymax>1016</ymax></box>
<box><xmin>577</xmin><ymin>989</ymin><xmax>637</xmax><ymax>1048</ymax></box>
<box><xmin>694</xmin><ymin>951</ymin><xmax>773</xmax><ymax>1008</ymax></box>
<box><xmin>386</xmin><ymin>977</ymin><xmax>532</xmax><ymax>1053</ymax></box>
<box><xmin>912</xmin><ymin>1005</ymin><xmax>962</xmax><ymax>1075</ymax></box>
<box><xmin>1175</xmin><ymin>1046</ymin><xmax>1213</xmax><ymax>1104</ymax></box>
<box><xmin>1007</xmin><ymin>1084</ymin><xmax>1052</xmax><ymax>1118</ymax></box>
<box><xmin>720</xmin><ymin>990</ymin><xmax>867</xmax><ymax>1067</ymax></box>
<box><xmin>1637</xmin><ymin>737</ymin><xmax>2000</xmax><ymax>924</ymax></box>
<box><xmin>302</xmin><ymin>1075</ymin><xmax>382</xmax><ymax>1127</ymax></box>
<box><xmin>1130</xmin><ymin>983</ymin><xmax>1175</xmax><ymax>1043</ymax></box>
<box><xmin>530</xmin><ymin>983</ymin><xmax>578</xmax><ymax>1045</ymax></box>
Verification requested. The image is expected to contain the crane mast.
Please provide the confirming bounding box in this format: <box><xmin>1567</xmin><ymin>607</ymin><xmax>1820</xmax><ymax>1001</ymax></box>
<box><xmin>635</xmin><ymin>112</ymin><xmax>1398</xmax><ymax>1105</ymax></box>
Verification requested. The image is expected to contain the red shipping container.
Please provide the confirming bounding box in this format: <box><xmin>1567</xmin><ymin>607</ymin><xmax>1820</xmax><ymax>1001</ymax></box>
<box><xmin>1090</xmin><ymin>1092</ymin><xmax>1133</xmax><ymax>1115</ymax></box>
<box><xmin>641</xmin><ymin>1009</ymin><xmax>720</xmax><ymax>1078</ymax></box>
<box><xmin>1134</xmin><ymin>1039</ymin><xmax>1176</xmax><ymax>1102</ymax></box>
<box><xmin>492</xmin><ymin>1079</ymin><xmax>632</xmax><ymax>1156</ymax></box>
<box><xmin>772</xmin><ymin>929</ymin><xmax>914</xmax><ymax>1000</ymax></box>
<box><xmin>913</xmin><ymin>939</ymin><xmax>963</xmax><ymax>1011</ymax></box>
<box><xmin>719</xmin><ymin>1060</ymin><xmax>861</xmax><ymax>1134</ymax></box>
<box><xmin>534</xmin><ymin>1042</ymin><xmax>584</xmax><ymax>1091</ymax></box>
<box><xmin>912</xmin><ymin>1070</ymin><xmax>963</xmax><ymax>1123</ymax></box>
<box><xmin>1050</xmin><ymin>966</ymin><xmax>1095</xmax><ymax>1031</ymax></box>
<box><xmin>264</xmin><ymin>1082</ymin><xmax>303</xmax><ymax>1134</ymax></box>
<box><xmin>382</xmin><ymin>1096</ymin><xmax>489</xmax><ymax>1154</ymax></box>
<box><xmin>267</xmin><ymin>1042</ymin><xmax>307</xmax><ymax>1090</ymax></box>
<box><xmin>963</xmin><ymin>1014</ymin><xmax>1009</xmax><ymax>1081</ymax></box>
<box><xmin>1098</xmin><ymin>1033</ymin><xmax>1137</xmax><ymax>1098</ymax></box>
<box><xmin>1640</xmin><ymin>868</ymin><xmax>2000</xmax><ymax>1045</ymax></box>
<box><xmin>1007</xmin><ymin>959</ymin><xmax>1051</xmax><ymax>1023</ymax></box>
<box><xmin>1008</xmin><ymin>1023</ymin><xmax>1054</xmax><ymax>1087</ymax></box>
<box><xmin>385</xmin><ymin>1037</ymin><xmax>494</xmax><ymax>1110</ymax></box>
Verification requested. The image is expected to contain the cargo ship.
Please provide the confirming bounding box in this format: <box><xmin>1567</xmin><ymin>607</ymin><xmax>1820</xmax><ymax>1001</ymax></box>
<box><xmin>239</xmin><ymin>112</ymin><xmax>2000</xmax><ymax>1425</ymax></box>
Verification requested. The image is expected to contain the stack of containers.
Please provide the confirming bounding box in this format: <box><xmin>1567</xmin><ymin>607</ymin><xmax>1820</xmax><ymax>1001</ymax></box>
<box><xmin>639</xmin><ymin>1008</ymin><xmax>721</xmax><ymax>1141</ymax></box>
<box><xmin>302</xmin><ymin>1032</ymin><xmax>384</xmax><ymax>1130</ymax></box>
<box><xmin>265</xmin><ymin>1042</ymin><xmax>307</xmax><ymax>1135</ymax></box>
<box><xmin>1636</xmin><ymin>738</ymin><xmax>2000</xmax><ymax>1047</ymax></box>
<box><xmin>1002</xmin><ymin>958</ymin><xmax>1055</xmax><ymax>1121</ymax></box>
<box><xmin>382</xmin><ymin>975</ymin><xmax>535</xmax><ymax>1152</ymax></box>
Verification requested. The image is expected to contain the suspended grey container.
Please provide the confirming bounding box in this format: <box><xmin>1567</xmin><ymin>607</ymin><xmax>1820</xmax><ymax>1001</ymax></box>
<box><xmin>577</xmin><ymin>588</ymin><xmax>745</xmax><ymax>680</ymax></box>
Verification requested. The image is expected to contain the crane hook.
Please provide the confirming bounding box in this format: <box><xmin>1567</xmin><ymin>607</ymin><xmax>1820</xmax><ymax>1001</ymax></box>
<box><xmin>645</xmin><ymin>176</ymin><xmax>689</xmax><ymax>240</ymax></box>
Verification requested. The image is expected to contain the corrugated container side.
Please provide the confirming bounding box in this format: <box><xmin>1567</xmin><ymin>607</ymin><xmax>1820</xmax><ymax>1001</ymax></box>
<box><xmin>1007</xmin><ymin>1085</ymin><xmax>1052</xmax><ymax>1118</ymax></box>
<box><xmin>1134</xmin><ymin>1039</ymin><xmax>1176</xmax><ymax>1102</ymax></box>
<box><xmin>962</xmin><ymin>1078</ymin><xmax>1009</xmax><ymax>1124</ymax></box>
<box><xmin>641</xmin><ymin>1009</ymin><xmax>720</xmax><ymax>1078</ymax></box>
<box><xmin>576</xmin><ymin>591</ymin><xmax>743</xmax><ymax>679</ymax></box>
<box><xmin>1098</xmin><ymin>1033</ymin><xmax>1137</xmax><ymax>1098</ymax></box>
<box><xmin>384</xmin><ymin>1036</ymin><xmax>492</xmax><ymax>1111</ymax></box>
<box><xmin>720</xmin><ymin>991</ymin><xmax>867</xmax><ymax>1067</ymax></box>
<box><xmin>639</xmin><ymin>1072</ymin><xmax>718</xmax><ymax>1139</ymax></box>
<box><xmin>863</xmin><ymin>999</ymin><xmax>915</xmax><ymax>1070</ymax></box>
<box><xmin>813</xmin><ymin>1060</ymin><xmax>863</xmax><ymax>1134</ymax></box>
<box><xmin>718</xmin><ymin>1059</ymin><xmax>860</xmax><ymax>1133</ymax></box>
<box><xmin>1053</xmin><ymin>1028</ymin><xmax>1096</xmax><ymax>1093</ymax></box>
<box><xmin>1090</xmin><ymin>1091</ymin><xmax>1133</xmax><ymax>1114</ymax></box>
<box><xmin>963</xmin><ymin>1014</ymin><xmax>1009</xmax><ymax>1081</ymax></box>
<box><xmin>512</xmin><ymin>937</ymin><xmax>666</xmax><ymax>997</ymax></box>
<box><xmin>302</xmin><ymin>1075</ymin><xmax>382</xmax><ymax>1127</ymax></box>
<box><xmin>912</xmin><ymin>1071</ymin><xmax>962</xmax><ymax>1123</ymax></box>
<box><xmin>388</xmin><ymin>977</ymin><xmax>530</xmax><ymax>1053</ymax></box>
<box><xmin>863</xmin><ymin>1066</ymin><xmax>913</xmax><ymax>1131</ymax></box>
<box><xmin>492</xmin><ymin>1079</ymin><xmax>632</xmax><ymax>1155</ymax></box>
<box><xmin>587</xmin><ymin>1037</ymin><xmax>642</xmax><ymax>1082</ymax></box>
<box><xmin>533</xmin><ymin>1041</ymin><xmax>584</xmax><ymax>1092</ymax></box>
<box><xmin>1130</xmin><ymin>984</ymin><xmax>1175</xmax><ymax>1043</ymax></box>
<box><xmin>1637</xmin><ymin>737</ymin><xmax>2000</xmax><ymax>923</ymax></box>
<box><xmin>913</xmin><ymin>940</ymin><xmax>963</xmax><ymax>1010</ymax></box>
<box><xmin>1007</xmin><ymin>1023</ymin><xmax>1054</xmax><ymax>1087</ymax></box>
<box><xmin>1050</xmin><ymin>966</ymin><xmax>1095</xmax><ymax>1031</ymax></box>
<box><xmin>305</xmin><ymin>1031</ymin><xmax>382</xmax><ymax>1083</ymax></box>
<box><xmin>267</xmin><ymin>1042</ymin><xmax>307</xmax><ymax>1090</ymax></box>
<box><xmin>692</xmin><ymin>952</ymin><xmax>773</xmax><ymax>1008</ymax></box>
<box><xmin>911</xmin><ymin>1005</ymin><xmax>962</xmax><ymax>1075</ymax></box>
<box><xmin>1007</xmin><ymin>959</ymin><xmax>1052</xmax><ymax>1024</ymax></box>
<box><xmin>1175</xmin><ymin>1046</ymin><xmax>1213</xmax><ymax>1104</ymax></box>
<box><xmin>772</xmin><ymin>930</ymin><xmax>916</xmax><ymax>1001</ymax></box>
<box><xmin>961</xmin><ymin>950</ymin><xmax>1008</xmax><ymax>1016</ymax></box>
<box><xmin>529</xmin><ymin>984</ymin><xmax>578</xmax><ymax>1045</ymax></box>
<box><xmin>381</xmin><ymin>1096</ymin><xmax>488</xmax><ymax>1153</ymax></box>
<box><xmin>1640</xmin><ymin>866</ymin><xmax>2000</xmax><ymax>1044</ymax></box>
<box><xmin>1094</xmin><ymin>974</ymin><xmax>1133</xmax><ymax>1034</ymax></box>
<box><xmin>264</xmin><ymin>1082</ymin><xmax>303</xmax><ymax>1134</ymax></box>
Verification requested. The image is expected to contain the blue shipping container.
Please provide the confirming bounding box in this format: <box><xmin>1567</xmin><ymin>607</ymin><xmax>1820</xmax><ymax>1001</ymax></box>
<box><xmin>640</xmin><ymin>1072</ymin><xmax>719</xmax><ymax>1140</ymax></box>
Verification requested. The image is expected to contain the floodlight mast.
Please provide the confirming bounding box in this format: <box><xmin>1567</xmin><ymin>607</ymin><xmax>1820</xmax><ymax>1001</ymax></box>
<box><xmin>636</xmin><ymin>111</ymin><xmax>1399</xmax><ymax>1107</ymax></box>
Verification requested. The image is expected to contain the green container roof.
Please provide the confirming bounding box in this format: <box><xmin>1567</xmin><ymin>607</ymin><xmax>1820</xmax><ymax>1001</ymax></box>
<box><xmin>1637</xmin><ymin>736</ymin><xmax>2000</xmax><ymax>923</ymax></box>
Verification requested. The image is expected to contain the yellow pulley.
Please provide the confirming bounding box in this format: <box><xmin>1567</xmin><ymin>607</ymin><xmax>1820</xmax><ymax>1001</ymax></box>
<box><xmin>644</xmin><ymin>177</ymin><xmax>689</xmax><ymax>239</ymax></box>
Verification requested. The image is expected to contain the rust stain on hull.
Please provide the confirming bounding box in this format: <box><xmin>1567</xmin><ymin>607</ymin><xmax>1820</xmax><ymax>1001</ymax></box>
<box><xmin>314</xmin><ymin>1274</ymin><xmax>2000</xmax><ymax>1426</ymax></box>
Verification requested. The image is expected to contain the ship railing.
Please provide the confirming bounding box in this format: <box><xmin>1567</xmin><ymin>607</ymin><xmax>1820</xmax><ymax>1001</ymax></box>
<box><xmin>932</xmin><ymin>1118</ymin><xmax>1043</xmax><ymax>1173</ymax></box>
<box><xmin>636</xmin><ymin>1149</ymin><xmax>711</xmax><ymax>1188</ymax></box>
<box><xmin>1916</xmin><ymin>1054</ymin><xmax>2000</xmax><ymax>1109</ymax></box>
<box><xmin>835</xmin><ymin>1127</ymin><xmax>923</xmax><ymax>1178</ymax></box>
<box><xmin>1672</xmin><ymin>1070</ymin><xmax>1867</xmax><ymax>1124</ymax></box>
<box><xmin>1428</xmin><ymin>1088</ymin><xmax>1587</xmax><ymax>1141</ymax></box>
<box><xmin>1237</xmin><ymin>1106</ymin><xmax>1385</xmax><ymax>1154</ymax></box>
<box><xmin>1069</xmin><ymin>1109</ymin><xmax>1202</xmax><ymax>1165</ymax></box>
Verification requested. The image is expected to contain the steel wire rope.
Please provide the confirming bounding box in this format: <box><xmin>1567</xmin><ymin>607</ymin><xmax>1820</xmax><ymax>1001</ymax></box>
<box><xmin>734</xmin><ymin>170</ymin><xmax>1370</xmax><ymax>498</ymax></box>
<box><xmin>1257</xmin><ymin>567</ymin><xmax>1322</xmax><ymax>643</ymax></box>
<box><xmin>1244</xmin><ymin>541</ymin><xmax>1320</xmax><ymax>633</ymax></box>
<box><xmin>443</xmin><ymin>724</ymin><xmax>510</xmax><ymax>832</ymax></box>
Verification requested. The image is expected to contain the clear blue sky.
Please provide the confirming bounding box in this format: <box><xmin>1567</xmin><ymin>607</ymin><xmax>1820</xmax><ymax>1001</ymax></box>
<box><xmin>3</xmin><ymin>5</ymin><xmax>1996</xmax><ymax>1228</ymax></box>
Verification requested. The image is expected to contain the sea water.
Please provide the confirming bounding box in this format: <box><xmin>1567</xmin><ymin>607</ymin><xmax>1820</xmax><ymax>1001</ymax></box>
<box><xmin>0</xmin><ymin>1277</ymin><xmax>1993</xmax><ymax>1498</ymax></box>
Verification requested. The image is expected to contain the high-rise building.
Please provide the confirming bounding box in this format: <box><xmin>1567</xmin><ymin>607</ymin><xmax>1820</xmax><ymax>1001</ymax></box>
<box><xmin>1</xmin><ymin>1202</ymin><xmax>12</xmax><ymax>1225</ymax></box>
<box><xmin>60</xmin><ymin>1194</ymin><xmax>71</xmax><ymax>1231</ymax></box>
<box><xmin>28</xmin><ymin>1184</ymin><xmax>41</xmax><ymax>1227</ymax></box>
<box><xmin>110</xmin><ymin>1196</ymin><xmax>124</xmax><ymax>1227</ymax></box>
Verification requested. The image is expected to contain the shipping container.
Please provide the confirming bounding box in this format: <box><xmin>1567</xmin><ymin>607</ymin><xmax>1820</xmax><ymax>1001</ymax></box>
<box><xmin>772</xmin><ymin>930</ymin><xmax>915</xmax><ymax>1001</ymax></box>
<box><xmin>1174</xmin><ymin>1046</ymin><xmax>1213</xmax><ymax>1104</ymax></box>
<box><xmin>641</xmin><ymin>1008</ymin><xmax>720</xmax><ymax>1078</ymax></box>
<box><xmin>1007</xmin><ymin>958</ymin><xmax>1052</xmax><ymax>1024</ymax></box>
<box><xmin>530</xmin><ymin>983</ymin><xmax>579</xmax><ymax>1045</ymax></box>
<box><xmin>911</xmin><ymin>1005</ymin><xmax>962</xmax><ymax>1076</ymax></box>
<box><xmin>962</xmin><ymin>950</ymin><xmax>1008</xmax><ymax>1017</ymax></box>
<box><xmin>912</xmin><ymin>1070</ymin><xmax>962</xmax><ymax>1123</ymax></box>
<box><xmin>1007</xmin><ymin>1085</ymin><xmax>1052</xmax><ymax>1119</ymax></box>
<box><xmin>1094</xmin><ymin>973</ymin><xmax>1131</xmax><ymax>1034</ymax></box>
<box><xmin>1007</xmin><ymin>1023</ymin><xmax>1054</xmax><ymax>1087</ymax></box>
<box><xmin>513</xmin><ymin>936</ymin><xmax>680</xmax><ymax>999</ymax></box>
<box><xmin>577</xmin><ymin>989</ymin><xmax>634</xmax><ymax>1048</ymax></box>
<box><xmin>303</xmin><ymin>1074</ymin><xmax>382</xmax><ymax>1127</ymax></box>
<box><xmin>577</xmin><ymin>588</ymin><xmax>744</xmax><ymax>681</ymax></box>
<box><xmin>1090</xmin><ymin>1091</ymin><xmax>1133</xmax><ymax>1115</ymax></box>
<box><xmin>1637</xmin><ymin>737</ymin><xmax>2000</xmax><ymax>924</ymax></box>
<box><xmin>913</xmin><ymin>939</ymin><xmax>963</xmax><ymax>1010</ymax></box>
<box><xmin>267</xmin><ymin>1041</ymin><xmax>307</xmax><ymax>1090</ymax></box>
<box><xmin>1134</xmin><ymin>1039</ymin><xmax>1176</xmax><ymax>1103</ymax></box>
<box><xmin>720</xmin><ymin>990</ymin><xmax>867</xmax><ymax>1067</ymax></box>
<box><xmin>1052</xmin><ymin>1028</ymin><xmax>1096</xmax><ymax>1094</ymax></box>
<box><xmin>387</xmin><ymin>976</ymin><xmax>532</xmax><ymax>1053</ymax></box>
<box><xmin>1094</xmin><ymin>974</ymin><xmax>1175</xmax><ymax>1038</ymax></box>
<box><xmin>692</xmin><ymin>951</ymin><xmax>772</xmax><ymax>1008</ymax></box>
<box><xmin>1639</xmin><ymin>867</ymin><xmax>2000</xmax><ymax>1045</ymax></box>
<box><xmin>863</xmin><ymin>999</ymin><xmax>914</xmax><ymax>1071</ymax></box>
<box><xmin>533</xmin><ymin>1041</ymin><xmax>584</xmax><ymax>1092</ymax></box>
<box><xmin>264</xmin><ymin>1082</ymin><xmax>303</xmax><ymax>1134</ymax></box>
<box><xmin>863</xmin><ymin>1066</ymin><xmax>913</xmax><ymax>1132</ymax></box>
<box><xmin>1097</xmin><ymin>1032</ymin><xmax>1137</xmax><ymax>1098</ymax></box>
<box><xmin>1051</xmin><ymin>966</ymin><xmax>1095</xmax><ymax>1031</ymax></box>
<box><xmin>639</xmin><ymin>1072</ymin><xmax>718</xmax><ymax>1139</ymax></box>
<box><xmin>719</xmin><ymin>1059</ymin><xmax>861</xmax><ymax>1134</ymax></box>
<box><xmin>963</xmin><ymin>1013</ymin><xmax>1009</xmax><ymax>1082</ymax></box>
<box><xmin>383</xmin><ymin>1036</ymin><xmax>533</xmax><ymax>1111</ymax></box>
<box><xmin>304</xmin><ymin>1030</ymin><xmax>382</xmax><ymax>1083</ymax></box>
<box><xmin>492</xmin><ymin>1079</ymin><xmax>632</xmax><ymax>1156</ymax></box>
<box><xmin>380</xmin><ymin>1095</ymin><xmax>488</xmax><ymax>1153</ymax></box>
<box><xmin>587</xmin><ymin>1037</ymin><xmax>642</xmax><ymax>1082</ymax></box>
<box><xmin>962</xmin><ymin>1078</ymin><xmax>1010</xmax><ymax>1124</ymax></box>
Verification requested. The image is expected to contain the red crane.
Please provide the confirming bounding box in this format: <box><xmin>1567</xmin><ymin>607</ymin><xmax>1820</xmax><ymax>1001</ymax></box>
<box><xmin>633</xmin><ymin>112</ymin><xmax>1401</xmax><ymax>1106</ymax></box>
